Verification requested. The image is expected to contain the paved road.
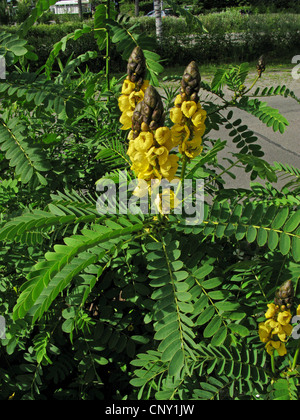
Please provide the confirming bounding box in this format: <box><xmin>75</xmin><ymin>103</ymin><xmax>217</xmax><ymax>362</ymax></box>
<box><xmin>206</xmin><ymin>70</ymin><xmax>300</xmax><ymax>190</ymax></box>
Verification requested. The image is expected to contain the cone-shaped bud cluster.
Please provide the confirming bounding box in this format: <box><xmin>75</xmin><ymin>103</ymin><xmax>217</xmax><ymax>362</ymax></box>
<box><xmin>127</xmin><ymin>46</ymin><xmax>146</xmax><ymax>90</ymax></box>
<box><xmin>118</xmin><ymin>47</ymin><xmax>149</xmax><ymax>130</ymax></box>
<box><xmin>128</xmin><ymin>85</ymin><xmax>178</xmax><ymax>183</ymax></box>
<box><xmin>258</xmin><ymin>280</ymin><xmax>297</xmax><ymax>357</ymax></box>
<box><xmin>132</xmin><ymin>85</ymin><xmax>165</xmax><ymax>138</ymax></box>
<box><xmin>274</xmin><ymin>280</ymin><xmax>294</xmax><ymax>309</ymax></box>
<box><xmin>170</xmin><ymin>61</ymin><xmax>206</xmax><ymax>160</ymax></box>
<box><xmin>181</xmin><ymin>61</ymin><xmax>201</xmax><ymax>103</ymax></box>
<box><xmin>256</xmin><ymin>55</ymin><xmax>266</xmax><ymax>78</ymax></box>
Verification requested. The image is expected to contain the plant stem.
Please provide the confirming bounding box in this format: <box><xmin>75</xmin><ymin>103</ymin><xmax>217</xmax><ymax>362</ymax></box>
<box><xmin>175</xmin><ymin>154</ymin><xmax>188</xmax><ymax>197</ymax></box>
<box><xmin>271</xmin><ymin>353</ymin><xmax>276</xmax><ymax>376</ymax></box>
<box><xmin>180</xmin><ymin>155</ymin><xmax>188</xmax><ymax>181</ymax></box>
<box><xmin>243</xmin><ymin>74</ymin><xmax>260</xmax><ymax>96</ymax></box>
<box><xmin>105</xmin><ymin>0</ymin><xmax>111</xmax><ymax>91</ymax></box>
<box><xmin>292</xmin><ymin>343</ymin><xmax>300</xmax><ymax>370</ymax></box>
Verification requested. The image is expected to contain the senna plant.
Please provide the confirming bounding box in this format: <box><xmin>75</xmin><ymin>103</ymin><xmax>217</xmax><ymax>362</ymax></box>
<box><xmin>0</xmin><ymin>1</ymin><xmax>300</xmax><ymax>401</ymax></box>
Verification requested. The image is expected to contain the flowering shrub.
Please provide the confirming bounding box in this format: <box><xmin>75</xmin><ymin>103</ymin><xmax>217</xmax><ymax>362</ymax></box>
<box><xmin>0</xmin><ymin>0</ymin><xmax>300</xmax><ymax>401</ymax></box>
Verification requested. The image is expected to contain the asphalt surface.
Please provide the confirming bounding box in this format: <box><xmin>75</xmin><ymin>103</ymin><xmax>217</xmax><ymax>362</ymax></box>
<box><xmin>205</xmin><ymin>69</ymin><xmax>300</xmax><ymax>190</ymax></box>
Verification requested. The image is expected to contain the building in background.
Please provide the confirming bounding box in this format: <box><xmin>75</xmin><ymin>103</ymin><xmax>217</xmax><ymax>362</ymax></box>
<box><xmin>50</xmin><ymin>0</ymin><xmax>91</xmax><ymax>15</ymax></box>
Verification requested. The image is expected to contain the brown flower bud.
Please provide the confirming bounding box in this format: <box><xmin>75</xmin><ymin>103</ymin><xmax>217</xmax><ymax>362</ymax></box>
<box><xmin>257</xmin><ymin>55</ymin><xmax>266</xmax><ymax>78</ymax></box>
<box><xmin>131</xmin><ymin>86</ymin><xmax>165</xmax><ymax>137</ymax></box>
<box><xmin>274</xmin><ymin>280</ymin><xmax>294</xmax><ymax>309</ymax></box>
<box><xmin>181</xmin><ymin>61</ymin><xmax>201</xmax><ymax>102</ymax></box>
<box><xmin>127</xmin><ymin>47</ymin><xmax>146</xmax><ymax>89</ymax></box>
<box><xmin>143</xmin><ymin>86</ymin><xmax>165</xmax><ymax>127</ymax></box>
<box><xmin>132</xmin><ymin>102</ymin><xmax>143</xmax><ymax>138</ymax></box>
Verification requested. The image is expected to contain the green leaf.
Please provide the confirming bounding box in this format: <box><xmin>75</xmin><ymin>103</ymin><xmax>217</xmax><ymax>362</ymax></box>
<box><xmin>237</xmin><ymin>98</ymin><xmax>289</xmax><ymax>133</ymax></box>
<box><xmin>246</xmin><ymin>226</ymin><xmax>257</xmax><ymax>243</ymax></box>
<box><xmin>211</xmin><ymin>326</ymin><xmax>227</xmax><ymax>346</ymax></box>
<box><xmin>9</xmin><ymin>44</ymin><xmax>28</xmax><ymax>57</ymax></box>
<box><xmin>165</xmin><ymin>0</ymin><xmax>207</xmax><ymax>33</ymax></box>
<box><xmin>13</xmin><ymin>222</ymin><xmax>143</xmax><ymax>321</ymax></box>
<box><xmin>268</xmin><ymin>230</ymin><xmax>279</xmax><ymax>250</ymax></box>
<box><xmin>279</xmin><ymin>233</ymin><xmax>291</xmax><ymax>256</ymax></box>
<box><xmin>292</xmin><ymin>234</ymin><xmax>300</xmax><ymax>262</ymax></box>
<box><xmin>168</xmin><ymin>348</ymin><xmax>184</xmax><ymax>377</ymax></box>
<box><xmin>284</xmin><ymin>210</ymin><xmax>300</xmax><ymax>233</ymax></box>
<box><xmin>272</xmin><ymin>207</ymin><xmax>289</xmax><ymax>230</ymax></box>
<box><xmin>257</xmin><ymin>228</ymin><xmax>268</xmax><ymax>246</ymax></box>
<box><xmin>0</xmin><ymin>118</ymin><xmax>51</xmax><ymax>185</ymax></box>
<box><xmin>161</xmin><ymin>338</ymin><xmax>181</xmax><ymax>362</ymax></box>
<box><xmin>194</xmin><ymin>265</ymin><xmax>214</xmax><ymax>280</ymax></box>
<box><xmin>18</xmin><ymin>0</ymin><xmax>59</xmax><ymax>37</ymax></box>
<box><xmin>196</xmin><ymin>306</ymin><xmax>215</xmax><ymax>326</ymax></box>
<box><xmin>228</xmin><ymin>324</ymin><xmax>249</xmax><ymax>337</ymax></box>
<box><xmin>203</xmin><ymin>317</ymin><xmax>222</xmax><ymax>338</ymax></box>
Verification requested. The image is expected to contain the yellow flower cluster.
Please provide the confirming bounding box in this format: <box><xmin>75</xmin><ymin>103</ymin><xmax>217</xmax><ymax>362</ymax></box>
<box><xmin>259</xmin><ymin>303</ymin><xmax>299</xmax><ymax>357</ymax></box>
<box><xmin>127</xmin><ymin>125</ymin><xmax>179</xmax><ymax>183</ymax></box>
<box><xmin>170</xmin><ymin>95</ymin><xmax>207</xmax><ymax>160</ymax></box>
<box><xmin>118</xmin><ymin>78</ymin><xmax>149</xmax><ymax>130</ymax></box>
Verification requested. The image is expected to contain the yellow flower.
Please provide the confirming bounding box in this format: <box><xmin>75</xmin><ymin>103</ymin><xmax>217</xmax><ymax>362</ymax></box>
<box><xmin>191</xmin><ymin>129</ymin><xmax>203</xmax><ymax>146</ymax></box>
<box><xmin>265</xmin><ymin>318</ymin><xmax>279</xmax><ymax>330</ymax></box>
<box><xmin>141</xmin><ymin>122</ymin><xmax>149</xmax><ymax>132</ymax></box>
<box><xmin>170</xmin><ymin>107</ymin><xmax>184</xmax><ymax>125</ymax></box>
<box><xmin>174</xmin><ymin>94</ymin><xmax>183</xmax><ymax>107</ymax></box>
<box><xmin>297</xmin><ymin>304</ymin><xmax>300</xmax><ymax>316</ymax></box>
<box><xmin>181</xmin><ymin>101</ymin><xmax>198</xmax><ymax>118</ymax></box>
<box><xmin>132</xmin><ymin>179</ymin><xmax>150</xmax><ymax>197</ymax></box>
<box><xmin>118</xmin><ymin>94</ymin><xmax>131</xmax><ymax>112</ymax></box>
<box><xmin>160</xmin><ymin>155</ymin><xmax>179</xmax><ymax>181</ymax></box>
<box><xmin>138</xmin><ymin>165</ymin><xmax>154</xmax><ymax>181</ymax></box>
<box><xmin>8</xmin><ymin>392</ymin><xmax>15</xmax><ymax>400</ymax></box>
<box><xmin>127</xmin><ymin>140</ymin><xmax>137</xmax><ymax>158</ymax></box>
<box><xmin>146</xmin><ymin>146</ymin><xmax>169</xmax><ymax>166</ymax></box>
<box><xmin>129</xmin><ymin>90</ymin><xmax>144</xmax><ymax>108</ymax></box>
<box><xmin>265</xmin><ymin>303</ymin><xmax>277</xmax><ymax>319</ymax></box>
<box><xmin>181</xmin><ymin>144</ymin><xmax>203</xmax><ymax>160</ymax></box>
<box><xmin>192</xmin><ymin>108</ymin><xmax>207</xmax><ymax>129</ymax></box>
<box><xmin>277</xmin><ymin>310</ymin><xmax>292</xmax><ymax>326</ymax></box>
<box><xmin>266</xmin><ymin>340</ymin><xmax>287</xmax><ymax>357</ymax></box>
<box><xmin>120</xmin><ymin>110</ymin><xmax>133</xmax><ymax>130</ymax></box>
<box><xmin>135</xmin><ymin>132</ymin><xmax>154</xmax><ymax>152</ymax></box>
<box><xmin>155</xmin><ymin>127</ymin><xmax>172</xmax><ymax>146</ymax></box>
<box><xmin>122</xmin><ymin>79</ymin><xmax>136</xmax><ymax>95</ymax></box>
<box><xmin>152</xmin><ymin>166</ymin><xmax>163</xmax><ymax>180</ymax></box>
<box><xmin>171</xmin><ymin>124</ymin><xmax>190</xmax><ymax>146</ymax></box>
<box><xmin>128</xmin><ymin>130</ymin><xmax>135</xmax><ymax>141</ymax></box>
<box><xmin>155</xmin><ymin>189</ymin><xmax>181</xmax><ymax>215</ymax></box>
<box><xmin>156</xmin><ymin>146</ymin><xmax>170</xmax><ymax>165</ymax></box>
<box><xmin>259</xmin><ymin>322</ymin><xmax>272</xmax><ymax>343</ymax></box>
<box><xmin>276</xmin><ymin>324</ymin><xmax>293</xmax><ymax>342</ymax></box>
<box><xmin>131</xmin><ymin>150</ymin><xmax>148</xmax><ymax>167</ymax></box>
<box><xmin>180</xmin><ymin>131</ymin><xmax>203</xmax><ymax>159</ymax></box>
<box><xmin>194</xmin><ymin>124</ymin><xmax>206</xmax><ymax>137</ymax></box>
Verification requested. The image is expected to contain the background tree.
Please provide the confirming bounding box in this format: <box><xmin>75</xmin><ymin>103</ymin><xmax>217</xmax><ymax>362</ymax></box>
<box><xmin>135</xmin><ymin>0</ymin><xmax>139</xmax><ymax>16</ymax></box>
<box><xmin>78</xmin><ymin>0</ymin><xmax>83</xmax><ymax>21</ymax></box>
<box><xmin>154</xmin><ymin>0</ymin><xmax>163</xmax><ymax>42</ymax></box>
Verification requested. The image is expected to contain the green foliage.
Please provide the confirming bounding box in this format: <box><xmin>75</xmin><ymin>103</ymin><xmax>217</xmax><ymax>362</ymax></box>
<box><xmin>0</xmin><ymin>118</ymin><xmax>50</xmax><ymax>185</ymax></box>
<box><xmin>0</xmin><ymin>32</ymin><xmax>29</xmax><ymax>65</ymax></box>
<box><xmin>0</xmin><ymin>0</ymin><xmax>300</xmax><ymax>402</ymax></box>
<box><xmin>18</xmin><ymin>0</ymin><xmax>59</xmax><ymax>38</ymax></box>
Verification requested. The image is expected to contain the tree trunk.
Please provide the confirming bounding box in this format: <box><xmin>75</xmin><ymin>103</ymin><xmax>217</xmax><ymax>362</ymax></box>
<box><xmin>154</xmin><ymin>0</ymin><xmax>163</xmax><ymax>43</ymax></box>
<box><xmin>78</xmin><ymin>0</ymin><xmax>83</xmax><ymax>21</ymax></box>
<box><xmin>135</xmin><ymin>0</ymin><xmax>139</xmax><ymax>17</ymax></box>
